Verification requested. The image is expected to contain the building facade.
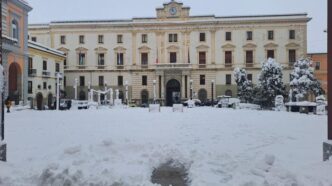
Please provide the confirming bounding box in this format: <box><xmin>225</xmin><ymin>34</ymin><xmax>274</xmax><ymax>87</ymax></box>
<box><xmin>2</xmin><ymin>0</ymin><xmax>32</xmax><ymax>104</ymax></box>
<box><xmin>28</xmin><ymin>41</ymin><xmax>65</xmax><ymax>110</ymax></box>
<box><xmin>28</xmin><ymin>1</ymin><xmax>310</xmax><ymax>106</ymax></box>
<box><xmin>308</xmin><ymin>53</ymin><xmax>327</xmax><ymax>99</ymax></box>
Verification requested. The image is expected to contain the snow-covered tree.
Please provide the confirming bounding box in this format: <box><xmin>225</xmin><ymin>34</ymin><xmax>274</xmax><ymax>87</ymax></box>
<box><xmin>233</xmin><ymin>68</ymin><xmax>254</xmax><ymax>103</ymax></box>
<box><xmin>289</xmin><ymin>57</ymin><xmax>325</xmax><ymax>102</ymax></box>
<box><xmin>257</xmin><ymin>58</ymin><xmax>287</xmax><ymax>108</ymax></box>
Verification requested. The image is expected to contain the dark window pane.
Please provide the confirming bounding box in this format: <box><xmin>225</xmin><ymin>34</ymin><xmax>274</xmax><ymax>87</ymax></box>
<box><xmin>142</xmin><ymin>76</ymin><xmax>147</xmax><ymax>86</ymax></box>
<box><xmin>247</xmin><ymin>31</ymin><xmax>253</xmax><ymax>40</ymax></box>
<box><xmin>268</xmin><ymin>31</ymin><xmax>274</xmax><ymax>40</ymax></box>
<box><xmin>43</xmin><ymin>60</ymin><xmax>47</xmax><ymax>70</ymax></box>
<box><xmin>200</xmin><ymin>33</ymin><xmax>206</xmax><ymax>42</ymax></box>
<box><xmin>246</xmin><ymin>51</ymin><xmax>253</xmax><ymax>63</ymax></box>
<box><xmin>225</xmin><ymin>51</ymin><xmax>232</xmax><ymax>64</ymax></box>
<box><xmin>267</xmin><ymin>50</ymin><xmax>274</xmax><ymax>59</ymax></box>
<box><xmin>117</xmin><ymin>53</ymin><xmax>124</xmax><ymax>65</ymax></box>
<box><xmin>226</xmin><ymin>74</ymin><xmax>232</xmax><ymax>85</ymax></box>
<box><xmin>199</xmin><ymin>52</ymin><xmax>206</xmax><ymax>64</ymax></box>
<box><xmin>141</xmin><ymin>53</ymin><xmax>148</xmax><ymax>65</ymax></box>
<box><xmin>80</xmin><ymin>76</ymin><xmax>85</xmax><ymax>86</ymax></box>
<box><xmin>99</xmin><ymin>76</ymin><xmax>104</xmax><ymax>86</ymax></box>
<box><xmin>289</xmin><ymin>30</ymin><xmax>295</xmax><ymax>39</ymax></box>
<box><xmin>289</xmin><ymin>50</ymin><xmax>296</xmax><ymax>63</ymax></box>
<box><xmin>247</xmin><ymin>74</ymin><xmax>253</xmax><ymax>81</ymax></box>
<box><xmin>200</xmin><ymin>75</ymin><xmax>205</xmax><ymax>85</ymax></box>
<box><xmin>170</xmin><ymin>52</ymin><xmax>177</xmax><ymax>63</ymax></box>
<box><xmin>226</xmin><ymin>32</ymin><xmax>232</xmax><ymax>41</ymax></box>
<box><xmin>315</xmin><ymin>62</ymin><xmax>320</xmax><ymax>70</ymax></box>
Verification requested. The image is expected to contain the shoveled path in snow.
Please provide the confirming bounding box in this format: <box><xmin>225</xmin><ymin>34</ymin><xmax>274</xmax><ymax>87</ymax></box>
<box><xmin>0</xmin><ymin>107</ymin><xmax>330</xmax><ymax>186</ymax></box>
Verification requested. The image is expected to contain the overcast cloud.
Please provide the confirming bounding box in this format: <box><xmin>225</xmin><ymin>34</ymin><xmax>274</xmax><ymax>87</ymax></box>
<box><xmin>26</xmin><ymin>0</ymin><xmax>327</xmax><ymax>53</ymax></box>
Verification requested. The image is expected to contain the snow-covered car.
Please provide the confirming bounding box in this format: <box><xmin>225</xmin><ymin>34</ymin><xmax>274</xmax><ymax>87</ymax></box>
<box><xmin>183</xmin><ymin>99</ymin><xmax>201</xmax><ymax>107</ymax></box>
<box><xmin>217</xmin><ymin>96</ymin><xmax>240</xmax><ymax>108</ymax></box>
<box><xmin>59</xmin><ymin>99</ymin><xmax>72</xmax><ymax>110</ymax></box>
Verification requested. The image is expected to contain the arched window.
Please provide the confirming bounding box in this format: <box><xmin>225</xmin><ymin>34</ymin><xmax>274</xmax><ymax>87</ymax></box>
<box><xmin>141</xmin><ymin>90</ymin><xmax>149</xmax><ymax>104</ymax></box>
<box><xmin>198</xmin><ymin>89</ymin><xmax>207</xmax><ymax>102</ymax></box>
<box><xmin>225</xmin><ymin>90</ymin><xmax>233</xmax><ymax>97</ymax></box>
<box><xmin>12</xmin><ymin>19</ymin><xmax>19</xmax><ymax>40</ymax></box>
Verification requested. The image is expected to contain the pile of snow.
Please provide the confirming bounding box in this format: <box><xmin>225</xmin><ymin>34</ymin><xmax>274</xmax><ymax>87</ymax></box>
<box><xmin>239</xmin><ymin>103</ymin><xmax>261</xmax><ymax>110</ymax></box>
<box><xmin>285</xmin><ymin>101</ymin><xmax>317</xmax><ymax>107</ymax></box>
<box><xmin>0</xmin><ymin>108</ymin><xmax>330</xmax><ymax>185</ymax></box>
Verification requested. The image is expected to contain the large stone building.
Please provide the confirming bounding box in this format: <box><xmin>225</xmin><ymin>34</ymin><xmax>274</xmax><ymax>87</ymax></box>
<box><xmin>2</xmin><ymin>0</ymin><xmax>32</xmax><ymax>104</ymax></box>
<box><xmin>28</xmin><ymin>1</ymin><xmax>311</xmax><ymax>106</ymax></box>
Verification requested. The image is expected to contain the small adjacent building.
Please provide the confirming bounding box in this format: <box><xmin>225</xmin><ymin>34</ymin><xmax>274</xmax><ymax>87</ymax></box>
<box><xmin>308</xmin><ymin>53</ymin><xmax>327</xmax><ymax>99</ymax></box>
<box><xmin>28</xmin><ymin>41</ymin><xmax>65</xmax><ymax>110</ymax></box>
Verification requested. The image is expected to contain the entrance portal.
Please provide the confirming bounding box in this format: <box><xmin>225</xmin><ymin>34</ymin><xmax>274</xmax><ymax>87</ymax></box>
<box><xmin>9</xmin><ymin>63</ymin><xmax>22</xmax><ymax>104</ymax></box>
<box><xmin>166</xmin><ymin>79</ymin><xmax>181</xmax><ymax>106</ymax></box>
<box><xmin>36</xmin><ymin>93</ymin><xmax>43</xmax><ymax>110</ymax></box>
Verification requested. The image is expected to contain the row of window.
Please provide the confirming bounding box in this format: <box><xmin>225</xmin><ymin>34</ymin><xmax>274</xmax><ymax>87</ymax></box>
<box><xmin>28</xmin><ymin>57</ymin><xmax>60</xmax><ymax>73</ymax></box>
<box><xmin>45</xmin><ymin>29</ymin><xmax>296</xmax><ymax>45</ymax></box>
<box><xmin>75</xmin><ymin>49</ymin><xmax>297</xmax><ymax>67</ymax></box>
<box><xmin>28</xmin><ymin>81</ymin><xmax>53</xmax><ymax>94</ymax></box>
<box><xmin>91</xmin><ymin>74</ymin><xmax>252</xmax><ymax>88</ymax></box>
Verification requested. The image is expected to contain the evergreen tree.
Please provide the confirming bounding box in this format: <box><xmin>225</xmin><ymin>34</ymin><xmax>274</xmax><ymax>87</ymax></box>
<box><xmin>234</xmin><ymin>68</ymin><xmax>254</xmax><ymax>103</ymax></box>
<box><xmin>257</xmin><ymin>58</ymin><xmax>287</xmax><ymax>108</ymax></box>
<box><xmin>289</xmin><ymin>57</ymin><xmax>325</xmax><ymax>101</ymax></box>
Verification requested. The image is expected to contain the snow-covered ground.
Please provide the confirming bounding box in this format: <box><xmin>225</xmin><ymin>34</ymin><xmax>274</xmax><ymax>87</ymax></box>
<box><xmin>0</xmin><ymin>107</ymin><xmax>331</xmax><ymax>186</ymax></box>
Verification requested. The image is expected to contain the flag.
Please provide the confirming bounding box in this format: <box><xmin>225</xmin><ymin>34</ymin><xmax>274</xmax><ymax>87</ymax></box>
<box><xmin>155</xmin><ymin>47</ymin><xmax>159</xmax><ymax>64</ymax></box>
<box><xmin>188</xmin><ymin>49</ymin><xmax>190</xmax><ymax>64</ymax></box>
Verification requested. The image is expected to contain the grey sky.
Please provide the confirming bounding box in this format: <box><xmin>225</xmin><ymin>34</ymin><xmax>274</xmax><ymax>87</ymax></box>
<box><xmin>26</xmin><ymin>0</ymin><xmax>327</xmax><ymax>53</ymax></box>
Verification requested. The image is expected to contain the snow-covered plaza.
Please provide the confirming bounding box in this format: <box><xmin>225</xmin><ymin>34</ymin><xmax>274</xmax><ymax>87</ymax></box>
<box><xmin>0</xmin><ymin>107</ymin><xmax>331</xmax><ymax>186</ymax></box>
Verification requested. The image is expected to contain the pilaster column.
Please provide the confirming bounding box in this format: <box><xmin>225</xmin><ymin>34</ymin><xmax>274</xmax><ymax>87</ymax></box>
<box><xmin>132</xmin><ymin>31</ymin><xmax>137</xmax><ymax>65</ymax></box>
<box><xmin>160</xmin><ymin>32</ymin><xmax>165</xmax><ymax>64</ymax></box>
<box><xmin>2</xmin><ymin>52</ymin><xmax>9</xmax><ymax>99</ymax></box>
<box><xmin>211</xmin><ymin>29</ymin><xmax>216</xmax><ymax>64</ymax></box>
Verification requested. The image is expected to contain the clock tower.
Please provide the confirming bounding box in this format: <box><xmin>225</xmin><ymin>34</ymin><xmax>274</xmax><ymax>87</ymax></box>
<box><xmin>156</xmin><ymin>0</ymin><xmax>190</xmax><ymax>19</ymax></box>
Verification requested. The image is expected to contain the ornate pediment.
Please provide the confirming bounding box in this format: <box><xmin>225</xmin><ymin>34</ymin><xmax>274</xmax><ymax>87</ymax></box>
<box><xmin>167</xmin><ymin>45</ymin><xmax>180</xmax><ymax>51</ymax></box>
<box><xmin>264</xmin><ymin>43</ymin><xmax>278</xmax><ymax>48</ymax></box>
<box><xmin>221</xmin><ymin>43</ymin><xmax>236</xmax><ymax>49</ymax></box>
<box><xmin>94</xmin><ymin>47</ymin><xmax>108</xmax><ymax>53</ymax></box>
<box><xmin>242</xmin><ymin>43</ymin><xmax>257</xmax><ymax>49</ymax></box>
<box><xmin>285</xmin><ymin>42</ymin><xmax>300</xmax><ymax>48</ymax></box>
<box><xmin>113</xmin><ymin>46</ymin><xmax>127</xmax><ymax>52</ymax></box>
<box><xmin>156</xmin><ymin>0</ymin><xmax>190</xmax><ymax>19</ymax></box>
<box><xmin>196</xmin><ymin>44</ymin><xmax>209</xmax><ymax>51</ymax></box>
<box><xmin>138</xmin><ymin>45</ymin><xmax>151</xmax><ymax>52</ymax></box>
<box><xmin>75</xmin><ymin>47</ymin><xmax>88</xmax><ymax>52</ymax></box>
<box><xmin>57</xmin><ymin>47</ymin><xmax>69</xmax><ymax>53</ymax></box>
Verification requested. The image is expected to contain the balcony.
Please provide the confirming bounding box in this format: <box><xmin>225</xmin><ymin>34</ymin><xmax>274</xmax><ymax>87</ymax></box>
<box><xmin>225</xmin><ymin>63</ymin><xmax>233</xmax><ymax>68</ymax></box>
<box><xmin>156</xmin><ymin>63</ymin><xmax>192</xmax><ymax>69</ymax></box>
<box><xmin>97</xmin><ymin>65</ymin><xmax>106</xmax><ymax>69</ymax></box>
<box><xmin>28</xmin><ymin>69</ymin><xmax>37</xmax><ymax>77</ymax></box>
<box><xmin>246</xmin><ymin>63</ymin><xmax>254</xmax><ymax>68</ymax></box>
<box><xmin>42</xmin><ymin>71</ymin><xmax>51</xmax><ymax>77</ymax></box>
<box><xmin>198</xmin><ymin>64</ymin><xmax>206</xmax><ymax>68</ymax></box>
<box><xmin>116</xmin><ymin>65</ymin><xmax>124</xmax><ymax>70</ymax></box>
<box><xmin>77</xmin><ymin>65</ymin><xmax>86</xmax><ymax>70</ymax></box>
<box><xmin>141</xmin><ymin>64</ymin><xmax>149</xmax><ymax>69</ymax></box>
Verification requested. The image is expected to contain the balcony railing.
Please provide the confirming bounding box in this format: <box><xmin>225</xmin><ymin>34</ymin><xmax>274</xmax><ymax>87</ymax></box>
<box><xmin>97</xmin><ymin>65</ymin><xmax>106</xmax><ymax>69</ymax></box>
<box><xmin>116</xmin><ymin>65</ymin><xmax>124</xmax><ymax>70</ymax></box>
<box><xmin>198</xmin><ymin>64</ymin><xmax>206</xmax><ymax>68</ymax></box>
<box><xmin>141</xmin><ymin>64</ymin><xmax>149</xmax><ymax>69</ymax></box>
<box><xmin>156</xmin><ymin>63</ymin><xmax>192</xmax><ymax>69</ymax></box>
<box><xmin>246</xmin><ymin>63</ymin><xmax>254</xmax><ymax>68</ymax></box>
<box><xmin>28</xmin><ymin>69</ymin><xmax>37</xmax><ymax>77</ymax></box>
<box><xmin>225</xmin><ymin>63</ymin><xmax>233</xmax><ymax>68</ymax></box>
<box><xmin>42</xmin><ymin>71</ymin><xmax>51</xmax><ymax>77</ymax></box>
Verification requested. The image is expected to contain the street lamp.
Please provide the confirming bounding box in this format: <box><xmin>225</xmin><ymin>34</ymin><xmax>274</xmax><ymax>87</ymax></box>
<box><xmin>211</xmin><ymin>80</ymin><xmax>215</xmax><ymax>107</ymax></box>
<box><xmin>190</xmin><ymin>79</ymin><xmax>193</xmax><ymax>100</ymax></box>
<box><xmin>153</xmin><ymin>80</ymin><xmax>157</xmax><ymax>104</ymax></box>
<box><xmin>104</xmin><ymin>81</ymin><xmax>108</xmax><ymax>104</ymax></box>
<box><xmin>0</xmin><ymin>1</ymin><xmax>6</xmax><ymax>161</ymax></box>
<box><xmin>74</xmin><ymin>78</ymin><xmax>78</xmax><ymax>100</ymax></box>
<box><xmin>125</xmin><ymin>80</ymin><xmax>128</xmax><ymax>106</ymax></box>
<box><xmin>56</xmin><ymin>73</ymin><xmax>62</xmax><ymax>110</ymax></box>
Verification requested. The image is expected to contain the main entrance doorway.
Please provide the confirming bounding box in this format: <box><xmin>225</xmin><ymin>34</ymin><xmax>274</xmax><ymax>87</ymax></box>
<box><xmin>166</xmin><ymin>79</ymin><xmax>181</xmax><ymax>106</ymax></box>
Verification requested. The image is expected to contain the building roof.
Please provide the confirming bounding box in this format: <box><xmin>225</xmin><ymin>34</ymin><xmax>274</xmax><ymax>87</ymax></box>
<box><xmin>28</xmin><ymin>12</ymin><xmax>311</xmax><ymax>29</ymax></box>
<box><xmin>28</xmin><ymin>41</ymin><xmax>65</xmax><ymax>58</ymax></box>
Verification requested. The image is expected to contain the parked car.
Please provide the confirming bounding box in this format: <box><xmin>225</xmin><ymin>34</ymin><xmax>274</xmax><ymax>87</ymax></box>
<box><xmin>217</xmin><ymin>96</ymin><xmax>240</xmax><ymax>108</ymax></box>
<box><xmin>183</xmin><ymin>99</ymin><xmax>201</xmax><ymax>107</ymax></box>
<box><xmin>59</xmin><ymin>99</ymin><xmax>72</xmax><ymax>110</ymax></box>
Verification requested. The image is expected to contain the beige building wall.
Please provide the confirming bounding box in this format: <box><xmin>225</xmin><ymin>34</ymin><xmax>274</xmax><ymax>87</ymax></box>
<box><xmin>28</xmin><ymin>1</ymin><xmax>310</xmax><ymax>105</ymax></box>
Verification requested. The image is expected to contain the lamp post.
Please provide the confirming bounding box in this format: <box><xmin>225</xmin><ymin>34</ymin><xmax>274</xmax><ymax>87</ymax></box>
<box><xmin>104</xmin><ymin>81</ymin><xmax>108</xmax><ymax>104</ymax></box>
<box><xmin>56</xmin><ymin>73</ymin><xmax>62</xmax><ymax>110</ymax></box>
<box><xmin>0</xmin><ymin>0</ymin><xmax>6</xmax><ymax>162</ymax></box>
<box><xmin>125</xmin><ymin>80</ymin><xmax>128</xmax><ymax>106</ymax></box>
<box><xmin>211</xmin><ymin>80</ymin><xmax>215</xmax><ymax>107</ymax></box>
<box><xmin>190</xmin><ymin>79</ymin><xmax>193</xmax><ymax>100</ymax></box>
<box><xmin>153</xmin><ymin>80</ymin><xmax>156</xmax><ymax>104</ymax></box>
<box><xmin>74</xmin><ymin>78</ymin><xmax>78</xmax><ymax>100</ymax></box>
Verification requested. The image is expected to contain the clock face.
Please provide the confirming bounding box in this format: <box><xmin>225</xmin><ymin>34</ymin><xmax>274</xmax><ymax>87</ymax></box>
<box><xmin>169</xmin><ymin>7</ymin><xmax>177</xmax><ymax>15</ymax></box>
